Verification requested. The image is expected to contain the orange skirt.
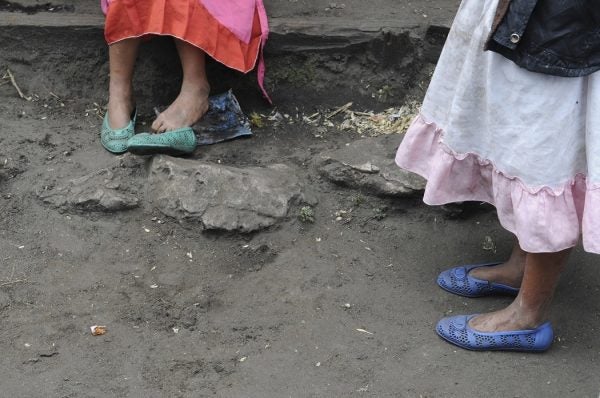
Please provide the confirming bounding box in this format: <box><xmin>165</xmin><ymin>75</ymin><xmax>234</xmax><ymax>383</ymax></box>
<box><xmin>104</xmin><ymin>0</ymin><xmax>263</xmax><ymax>74</ymax></box>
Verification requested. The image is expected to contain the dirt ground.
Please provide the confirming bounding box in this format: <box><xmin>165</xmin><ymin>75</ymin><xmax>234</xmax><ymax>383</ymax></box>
<box><xmin>1</xmin><ymin>1</ymin><xmax>600</xmax><ymax>398</ymax></box>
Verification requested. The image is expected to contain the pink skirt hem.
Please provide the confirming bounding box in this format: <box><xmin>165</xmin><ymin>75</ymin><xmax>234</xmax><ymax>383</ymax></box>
<box><xmin>396</xmin><ymin>114</ymin><xmax>600</xmax><ymax>254</ymax></box>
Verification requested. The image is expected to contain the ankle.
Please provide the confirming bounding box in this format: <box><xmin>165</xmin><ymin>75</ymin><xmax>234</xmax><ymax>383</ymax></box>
<box><xmin>508</xmin><ymin>302</ymin><xmax>548</xmax><ymax>329</ymax></box>
<box><xmin>180</xmin><ymin>79</ymin><xmax>210</xmax><ymax>96</ymax></box>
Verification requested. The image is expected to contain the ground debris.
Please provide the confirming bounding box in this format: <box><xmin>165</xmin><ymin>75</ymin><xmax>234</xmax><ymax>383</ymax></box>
<box><xmin>4</xmin><ymin>68</ymin><xmax>32</xmax><ymax>101</ymax></box>
<box><xmin>90</xmin><ymin>325</ymin><xmax>107</xmax><ymax>336</ymax></box>
<box><xmin>339</xmin><ymin>102</ymin><xmax>421</xmax><ymax>136</ymax></box>
<box><xmin>482</xmin><ymin>235</ymin><xmax>497</xmax><ymax>253</ymax></box>
<box><xmin>298</xmin><ymin>206</ymin><xmax>315</xmax><ymax>223</ymax></box>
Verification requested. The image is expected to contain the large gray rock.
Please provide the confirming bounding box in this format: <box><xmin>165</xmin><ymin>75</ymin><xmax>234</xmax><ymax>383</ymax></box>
<box><xmin>317</xmin><ymin>134</ymin><xmax>426</xmax><ymax>197</ymax></box>
<box><xmin>39</xmin><ymin>156</ymin><xmax>142</xmax><ymax>212</ymax></box>
<box><xmin>148</xmin><ymin>156</ymin><xmax>305</xmax><ymax>232</ymax></box>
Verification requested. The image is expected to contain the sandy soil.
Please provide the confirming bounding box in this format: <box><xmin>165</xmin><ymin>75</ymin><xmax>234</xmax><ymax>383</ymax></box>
<box><xmin>1</xmin><ymin>1</ymin><xmax>600</xmax><ymax>397</ymax></box>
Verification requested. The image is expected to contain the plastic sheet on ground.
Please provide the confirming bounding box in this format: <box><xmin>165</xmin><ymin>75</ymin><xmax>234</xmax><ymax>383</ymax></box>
<box><xmin>192</xmin><ymin>90</ymin><xmax>253</xmax><ymax>146</ymax></box>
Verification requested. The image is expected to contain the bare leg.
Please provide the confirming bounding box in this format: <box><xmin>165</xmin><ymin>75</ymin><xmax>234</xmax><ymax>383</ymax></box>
<box><xmin>108</xmin><ymin>38</ymin><xmax>141</xmax><ymax>129</ymax></box>
<box><xmin>469</xmin><ymin>248</ymin><xmax>571</xmax><ymax>332</ymax></box>
<box><xmin>152</xmin><ymin>39</ymin><xmax>210</xmax><ymax>132</ymax></box>
<box><xmin>469</xmin><ymin>241</ymin><xmax>526</xmax><ymax>288</ymax></box>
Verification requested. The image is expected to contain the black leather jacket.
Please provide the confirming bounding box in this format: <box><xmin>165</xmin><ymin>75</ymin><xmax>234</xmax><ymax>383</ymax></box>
<box><xmin>487</xmin><ymin>0</ymin><xmax>600</xmax><ymax>77</ymax></box>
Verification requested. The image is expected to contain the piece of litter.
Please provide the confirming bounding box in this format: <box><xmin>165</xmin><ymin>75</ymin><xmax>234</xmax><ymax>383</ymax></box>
<box><xmin>18</xmin><ymin>245</ymin><xmax>24</xmax><ymax>249</ymax></box>
<box><xmin>242</xmin><ymin>244</ymin><xmax>249</xmax><ymax>248</ymax></box>
<box><xmin>482</xmin><ymin>235</ymin><xmax>496</xmax><ymax>252</ymax></box>
<box><xmin>316</xmin><ymin>237</ymin><xmax>322</xmax><ymax>242</ymax></box>
<box><xmin>186</xmin><ymin>252</ymin><xmax>193</xmax><ymax>259</ymax></box>
<box><xmin>150</xmin><ymin>284</ymin><xmax>158</xmax><ymax>289</ymax></box>
<box><xmin>172</xmin><ymin>328</ymin><xmax>179</xmax><ymax>334</ymax></box>
<box><xmin>239</xmin><ymin>356</ymin><xmax>247</xmax><ymax>362</ymax></box>
<box><xmin>24</xmin><ymin>343</ymin><xmax>31</xmax><ymax>348</ymax></box>
<box><xmin>90</xmin><ymin>325</ymin><xmax>107</xmax><ymax>336</ymax></box>
<box><xmin>315</xmin><ymin>362</ymin><xmax>321</xmax><ymax>367</ymax></box>
<box><xmin>143</xmin><ymin>227</ymin><xmax>150</xmax><ymax>233</ymax></box>
<box><xmin>356</xmin><ymin>328</ymin><xmax>374</xmax><ymax>335</ymax></box>
<box><xmin>343</xmin><ymin>303</ymin><xmax>351</xmax><ymax>309</ymax></box>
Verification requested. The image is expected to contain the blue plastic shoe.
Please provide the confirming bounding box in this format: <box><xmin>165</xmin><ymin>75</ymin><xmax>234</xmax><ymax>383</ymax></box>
<box><xmin>101</xmin><ymin>109</ymin><xmax>137</xmax><ymax>154</ymax></box>
<box><xmin>127</xmin><ymin>127</ymin><xmax>197</xmax><ymax>156</ymax></box>
<box><xmin>437</xmin><ymin>263</ymin><xmax>520</xmax><ymax>298</ymax></box>
<box><xmin>436</xmin><ymin>315</ymin><xmax>554</xmax><ymax>352</ymax></box>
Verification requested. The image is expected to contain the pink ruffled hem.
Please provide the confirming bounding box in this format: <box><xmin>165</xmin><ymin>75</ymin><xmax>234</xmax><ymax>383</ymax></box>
<box><xmin>396</xmin><ymin>114</ymin><xmax>600</xmax><ymax>254</ymax></box>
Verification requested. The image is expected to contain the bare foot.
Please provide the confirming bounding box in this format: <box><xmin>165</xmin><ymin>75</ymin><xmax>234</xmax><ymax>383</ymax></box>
<box><xmin>468</xmin><ymin>305</ymin><xmax>543</xmax><ymax>332</ymax></box>
<box><xmin>151</xmin><ymin>84</ymin><xmax>209</xmax><ymax>133</ymax></box>
<box><xmin>469</xmin><ymin>262</ymin><xmax>523</xmax><ymax>289</ymax></box>
<box><xmin>469</xmin><ymin>244</ymin><xmax>526</xmax><ymax>288</ymax></box>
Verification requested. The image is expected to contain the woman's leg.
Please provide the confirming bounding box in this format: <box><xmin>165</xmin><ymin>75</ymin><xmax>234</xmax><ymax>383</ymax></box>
<box><xmin>108</xmin><ymin>38</ymin><xmax>141</xmax><ymax>129</ymax></box>
<box><xmin>469</xmin><ymin>240</ymin><xmax>527</xmax><ymax>288</ymax></box>
<box><xmin>469</xmin><ymin>248</ymin><xmax>571</xmax><ymax>331</ymax></box>
<box><xmin>152</xmin><ymin>39</ymin><xmax>210</xmax><ymax>133</ymax></box>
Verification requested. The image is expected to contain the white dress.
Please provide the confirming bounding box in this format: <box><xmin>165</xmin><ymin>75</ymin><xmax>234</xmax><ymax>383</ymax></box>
<box><xmin>396</xmin><ymin>0</ymin><xmax>600</xmax><ymax>253</ymax></box>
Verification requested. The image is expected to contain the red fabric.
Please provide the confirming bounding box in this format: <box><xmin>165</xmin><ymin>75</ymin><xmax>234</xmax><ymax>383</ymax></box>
<box><xmin>104</xmin><ymin>0</ymin><xmax>262</xmax><ymax>73</ymax></box>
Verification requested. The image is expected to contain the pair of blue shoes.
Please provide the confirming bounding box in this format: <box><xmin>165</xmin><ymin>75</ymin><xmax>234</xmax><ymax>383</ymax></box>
<box><xmin>435</xmin><ymin>263</ymin><xmax>554</xmax><ymax>352</ymax></box>
<box><xmin>101</xmin><ymin>111</ymin><xmax>197</xmax><ymax>156</ymax></box>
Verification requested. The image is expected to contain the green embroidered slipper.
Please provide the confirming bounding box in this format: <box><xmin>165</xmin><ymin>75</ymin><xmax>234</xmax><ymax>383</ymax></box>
<box><xmin>101</xmin><ymin>109</ymin><xmax>137</xmax><ymax>154</ymax></box>
<box><xmin>127</xmin><ymin>127</ymin><xmax>198</xmax><ymax>156</ymax></box>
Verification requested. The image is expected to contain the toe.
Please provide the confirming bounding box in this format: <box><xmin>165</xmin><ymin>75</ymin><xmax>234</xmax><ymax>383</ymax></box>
<box><xmin>159</xmin><ymin>122</ymin><xmax>174</xmax><ymax>133</ymax></box>
<box><xmin>151</xmin><ymin>116</ymin><xmax>165</xmax><ymax>132</ymax></box>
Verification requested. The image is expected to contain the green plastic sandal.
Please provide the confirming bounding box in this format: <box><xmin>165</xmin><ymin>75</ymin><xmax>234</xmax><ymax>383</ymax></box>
<box><xmin>127</xmin><ymin>127</ymin><xmax>198</xmax><ymax>156</ymax></box>
<box><xmin>101</xmin><ymin>109</ymin><xmax>137</xmax><ymax>154</ymax></box>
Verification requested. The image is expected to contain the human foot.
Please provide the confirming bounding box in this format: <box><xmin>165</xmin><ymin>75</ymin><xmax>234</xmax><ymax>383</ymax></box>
<box><xmin>468</xmin><ymin>260</ymin><xmax>524</xmax><ymax>289</ymax></box>
<box><xmin>436</xmin><ymin>313</ymin><xmax>554</xmax><ymax>352</ymax></box>
<box><xmin>437</xmin><ymin>263</ymin><xmax>520</xmax><ymax>297</ymax></box>
<box><xmin>107</xmin><ymin>95</ymin><xmax>135</xmax><ymax>129</ymax></box>
<box><xmin>151</xmin><ymin>83</ymin><xmax>210</xmax><ymax>133</ymax></box>
<box><xmin>107</xmin><ymin>74</ymin><xmax>135</xmax><ymax>129</ymax></box>
<box><xmin>468</xmin><ymin>304</ymin><xmax>545</xmax><ymax>332</ymax></box>
<box><xmin>101</xmin><ymin>92</ymin><xmax>136</xmax><ymax>154</ymax></box>
<box><xmin>468</xmin><ymin>243</ymin><xmax>527</xmax><ymax>289</ymax></box>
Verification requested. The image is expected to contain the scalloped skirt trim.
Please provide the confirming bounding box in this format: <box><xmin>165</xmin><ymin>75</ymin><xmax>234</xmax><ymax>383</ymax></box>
<box><xmin>395</xmin><ymin>114</ymin><xmax>600</xmax><ymax>254</ymax></box>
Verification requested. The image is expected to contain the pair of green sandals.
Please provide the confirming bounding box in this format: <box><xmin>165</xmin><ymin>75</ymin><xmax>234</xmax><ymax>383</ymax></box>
<box><xmin>100</xmin><ymin>110</ymin><xmax>198</xmax><ymax>155</ymax></box>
